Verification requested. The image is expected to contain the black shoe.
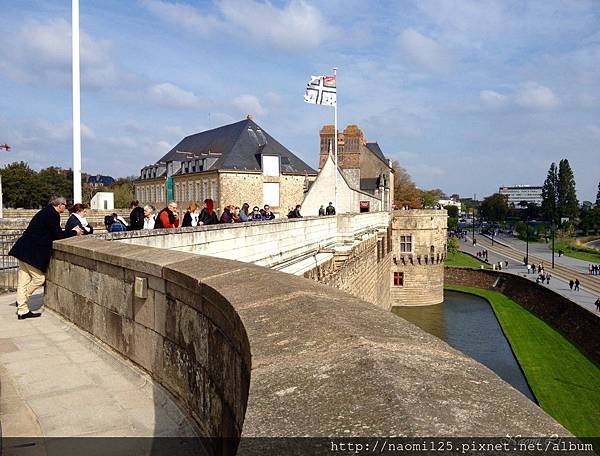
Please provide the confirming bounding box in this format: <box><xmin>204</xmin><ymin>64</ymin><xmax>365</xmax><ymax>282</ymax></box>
<box><xmin>17</xmin><ymin>311</ymin><xmax>41</xmax><ymax>320</ymax></box>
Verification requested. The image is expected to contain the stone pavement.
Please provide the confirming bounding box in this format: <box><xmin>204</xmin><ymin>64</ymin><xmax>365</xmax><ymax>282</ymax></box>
<box><xmin>461</xmin><ymin>235</ymin><xmax>600</xmax><ymax>315</ymax></box>
<box><xmin>0</xmin><ymin>290</ymin><xmax>196</xmax><ymax>444</ymax></box>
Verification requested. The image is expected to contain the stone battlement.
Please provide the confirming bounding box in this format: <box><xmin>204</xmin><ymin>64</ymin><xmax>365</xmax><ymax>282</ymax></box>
<box><xmin>44</xmin><ymin>235</ymin><xmax>568</xmax><ymax>455</ymax></box>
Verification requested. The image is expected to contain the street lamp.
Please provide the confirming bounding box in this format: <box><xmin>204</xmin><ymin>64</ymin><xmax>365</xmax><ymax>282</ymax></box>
<box><xmin>472</xmin><ymin>193</ymin><xmax>476</xmax><ymax>245</ymax></box>
<box><xmin>551</xmin><ymin>221</ymin><xmax>555</xmax><ymax>269</ymax></box>
<box><xmin>525</xmin><ymin>217</ymin><xmax>529</xmax><ymax>266</ymax></box>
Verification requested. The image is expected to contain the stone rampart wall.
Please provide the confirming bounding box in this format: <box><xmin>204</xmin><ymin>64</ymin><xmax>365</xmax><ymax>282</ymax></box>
<box><xmin>304</xmin><ymin>233</ymin><xmax>392</xmax><ymax>309</ymax></box>
<box><xmin>46</xmin><ymin>238</ymin><xmax>250</xmax><ymax>455</ymax></box>
<box><xmin>43</xmin><ymin>236</ymin><xmax>569</xmax><ymax>451</ymax></box>
<box><xmin>97</xmin><ymin>212</ymin><xmax>390</xmax><ymax>271</ymax></box>
<box><xmin>446</xmin><ymin>267</ymin><xmax>600</xmax><ymax>366</ymax></box>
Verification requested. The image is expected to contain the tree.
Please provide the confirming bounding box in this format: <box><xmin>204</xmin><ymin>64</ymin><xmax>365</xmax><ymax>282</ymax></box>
<box><xmin>596</xmin><ymin>181</ymin><xmax>600</xmax><ymax>207</ymax></box>
<box><xmin>37</xmin><ymin>167</ymin><xmax>72</xmax><ymax>206</ymax></box>
<box><xmin>541</xmin><ymin>162</ymin><xmax>558</xmax><ymax>225</ymax></box>
<box><xmin>420</xmin><ymin>190</ymin><xmax>439</xmax><ymax>208</ymax></box>
<box><xmin>447</xmin><ymin>236</ymin><xmax>459</xmax><ymax>255</ymax></box>
<box><xmin>557</xmin><ymin>159</ymin><xmax>578</xmax><ymax>222</ymax></box>
<box><xmin>391</xmin><ymin>161</ymin><xmax>421</xmax><ymax>208</ymax></box>
<box><xmin>0</xmin><ymin>162</ymin><xmax>40</xmax><ymax>208</ymax></box>
<box><xmin>444</xmin><ymin>205</ymin><xmax>459</xmax><ymax>218</ymax></box>
<box><xmin>479</xmin><ymin>193</ymin><xmax>509</xmax><ymax>222</ymax></box>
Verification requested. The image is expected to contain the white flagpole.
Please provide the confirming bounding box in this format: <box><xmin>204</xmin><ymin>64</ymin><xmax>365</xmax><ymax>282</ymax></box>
<box><xmin>72</xmin><ymin>0</ymin><xmax>82</xmax><ymax>204</ymax></box>
<box><xmin>333</xmin><ymin>67</ymin><xmax>338</xmax><ymax>212</ymax></box>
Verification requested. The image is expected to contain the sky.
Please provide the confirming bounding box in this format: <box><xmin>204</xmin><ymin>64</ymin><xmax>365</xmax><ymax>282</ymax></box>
<box><xmin>1</xmin><ymin>0</ymin><xmax>599</xmax><ymax>201</ymax></box>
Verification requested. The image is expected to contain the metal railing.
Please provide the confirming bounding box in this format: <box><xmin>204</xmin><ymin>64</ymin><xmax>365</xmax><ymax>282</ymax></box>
<box><xmin>0</xmin><ymin>231</ymin><xmax>20</xmax><ymax>292</ymax></box>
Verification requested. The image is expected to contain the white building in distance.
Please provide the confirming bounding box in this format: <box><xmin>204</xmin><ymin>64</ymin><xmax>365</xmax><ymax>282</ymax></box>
<box><xmin>499</xmin><ymin>185</ymin><xmax>543</xmax><ymax>206</ymax></box>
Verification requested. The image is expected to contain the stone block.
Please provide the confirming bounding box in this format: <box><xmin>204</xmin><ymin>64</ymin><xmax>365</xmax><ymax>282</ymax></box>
<box><xmin>154</xmin><ymin>291</ymin><xmax>168</xmax><ymax>336</ymax></box>
<box><xmin>177</xmin><ymin>303</ymin><xmax>209</xmax><ymax>368</ymax></box>
<box><xmin>133</xmin><ymin>290</ymin><xmax>155</xmax><ymax>329</ymax></box>
<box><xmin>131</xmin><ymin>323</ymin><xmax>160</xmax><ymax>373</ymax></box>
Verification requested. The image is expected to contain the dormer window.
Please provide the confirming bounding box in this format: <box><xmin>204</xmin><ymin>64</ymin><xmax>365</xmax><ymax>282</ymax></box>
<box><xmin>262</xmin><ymin>155</ymin><xmax>280</xmax><ymax>177</ymax></box>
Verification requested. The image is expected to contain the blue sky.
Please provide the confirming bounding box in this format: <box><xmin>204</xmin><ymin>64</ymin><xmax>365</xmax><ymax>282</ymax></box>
<box><xmin>1</xmin><ymin>0</ymin><xmax>599</xmax><ymax>201</ymax></box>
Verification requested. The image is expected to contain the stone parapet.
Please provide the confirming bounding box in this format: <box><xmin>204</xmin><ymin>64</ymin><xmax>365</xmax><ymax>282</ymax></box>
<box><xmin>44</xmin><ymin>236</ymin><xmax>568</xmax><ymax>453</ymax></box>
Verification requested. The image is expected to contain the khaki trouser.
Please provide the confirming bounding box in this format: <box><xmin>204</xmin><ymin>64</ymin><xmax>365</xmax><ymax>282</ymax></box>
<box><xmin>16</xmin><ymin>260</ymin><xmax>46</xmax><ymax>315</ymax></box>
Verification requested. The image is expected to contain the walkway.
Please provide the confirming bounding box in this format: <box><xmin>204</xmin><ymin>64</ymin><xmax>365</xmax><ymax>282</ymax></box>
<box><xmin>0</xmin><ymin>291</ymin><xmax>196</xmax><ymax>446</ymax></box>
<box><xmin>461</xmin><ymin>236</ymin><xmax>600</xmax><ymax>315</ymax></box>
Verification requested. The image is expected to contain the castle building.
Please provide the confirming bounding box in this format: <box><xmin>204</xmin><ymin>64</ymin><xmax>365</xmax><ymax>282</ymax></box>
<box><xmin>302</xmin><ymin>125</ymin><xmax>394</xmax><ymax>215</ymax></box>
<box><xmin>134</xmin><ymin>117</ymin><xmax>317</xmax><ymax>214</ymax></box>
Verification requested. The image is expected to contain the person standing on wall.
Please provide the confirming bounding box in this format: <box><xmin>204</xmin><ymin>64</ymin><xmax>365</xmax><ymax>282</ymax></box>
<box><xmin>326</xmin><ymin>202</ymin><xmax>336</xmax><ymax>215</ymax></box>
<box><xmin>154</xmin><ymin>201</ymin><xmax>180</xmax><ymax>229</ymax></box>
<box><xmin>9</xmin><ymin>195</ymin><xmax>83</xmax><ymax>320</ymax></box>
<box><xmin>128</xmin><ymin>200</ymin><xmax>145</xmax><ymax>231</ymax></box>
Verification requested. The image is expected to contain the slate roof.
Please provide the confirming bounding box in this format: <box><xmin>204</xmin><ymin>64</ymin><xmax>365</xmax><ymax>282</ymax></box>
<box><xmin>365</xmin><ymin>142</ymin><xmax>388</xmax><ymax>164</ymax></box>
<box><xmin>157</xmin><ymin>119</ymin><xmax>317</xmax><ymax>175</ymax></box>
<box><xmin>86</xmin><ymin>175</ymin><xmax>115</xmax><ymax>186</ymax></box>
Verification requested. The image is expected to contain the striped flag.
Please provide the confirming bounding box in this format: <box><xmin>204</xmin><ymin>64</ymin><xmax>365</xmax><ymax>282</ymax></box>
<box><xmin>304</xmin><ymin>75</ymin><xmax>336</xmax><ymax>106</ymax></box>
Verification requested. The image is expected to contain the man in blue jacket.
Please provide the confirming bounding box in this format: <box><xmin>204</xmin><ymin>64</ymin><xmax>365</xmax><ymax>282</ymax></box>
<box><xmin>9</xmin><ymin>195</ymin><xmax>82</xmax><ymax>320</ymax></box>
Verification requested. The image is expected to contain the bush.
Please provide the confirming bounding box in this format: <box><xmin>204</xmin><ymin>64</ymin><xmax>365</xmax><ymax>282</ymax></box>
<box><xmin>447</xmin><ymin>236</ymin><xmax>460</xmax><ymax>255</ymax></box>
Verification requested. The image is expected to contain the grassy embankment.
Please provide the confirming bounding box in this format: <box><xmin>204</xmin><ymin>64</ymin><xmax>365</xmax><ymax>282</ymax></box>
<box><xmin>552</xmin><ymin>237</ymin><xmax>600</xmax><ymax>263</ymax></box>
<box><xmin>445</xmin><ymin>284</ymin><xmax>600</xmax><ymax>439</ymax></box>
<box><xmin>444</xmin><ymin>251</ymin><xmax>490</xmax><ymax>269</ymax></box>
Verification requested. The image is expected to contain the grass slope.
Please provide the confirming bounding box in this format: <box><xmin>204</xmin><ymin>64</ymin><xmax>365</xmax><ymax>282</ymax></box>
<box><xmin>445</xmin><ymin>284</ymin><xmax>600</xmax><ymax>438</ymax></box>
<box><xmin>552</xmin><ymin>239</ymin><xmax>600</xmax><ymax>263</ymax></box>
<box><xmin>445</xmin><ymin>251</ymin><xmax>489</xmax><ymax>269</ymax></box>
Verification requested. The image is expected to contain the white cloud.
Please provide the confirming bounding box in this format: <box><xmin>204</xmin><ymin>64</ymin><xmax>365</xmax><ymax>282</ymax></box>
<box><xmin>231</xmin><ymin>94</ymin><xmax>266</xmax><ymax>116</ymax></box>
<box><xmin>147</xmin><ymin>82</ymin><xmax>209</xmax><ymax>109</ymax></box>
<box><xmin>0</xmin><ymin>18</ymin><xmax>129</xmax><ymax>88</ymax></box>
<box><xmin>141</xmin><ymin>0</ymin><xmax>222</xmax><ymax>35</ymax></box>
<box><xmin>479</xmin><ymin>90</ymin><xmax>508</xmax><ymax>110</ymax></box>
<box><xmin>141</xmin><ymin>0</ymin><xmax>337</xmax><ymax>52</ymax></box>
<box><xmin>398</xmin><ymin>28</ymin><xmax>452</xmax><ymax>73</ymax></box>
<box><xmin>515</xmin><ymin>82</ymin><xmax>559</xmax><ymax>110</ymax></box>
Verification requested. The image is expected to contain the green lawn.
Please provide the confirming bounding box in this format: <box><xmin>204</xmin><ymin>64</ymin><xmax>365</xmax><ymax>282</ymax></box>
<box><xmin>445</xmin><ymin>251</ymin><xmax>489</xmax><ymax>269</ymax></box>
<box><xmin>552</xmin><ymin>239</ymin><xmax>600</xmax><ymax>263</ymax></box>
<box><xmin>445</xmin><ymin>284</ymin><xmax>600</xmax><ymax>439</ymax></box>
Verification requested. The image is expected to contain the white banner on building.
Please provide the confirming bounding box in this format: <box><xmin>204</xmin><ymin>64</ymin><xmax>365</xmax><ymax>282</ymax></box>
<box><xmin>304</xmin><ymin>75</ymin><xmax>336</xmax><ymax>106</ymax></box>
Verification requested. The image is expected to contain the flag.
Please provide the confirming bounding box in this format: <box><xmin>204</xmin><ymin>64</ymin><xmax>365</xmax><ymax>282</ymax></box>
<box><xmin>304</xmin><ymin>75</ymin><xmax>336</xmax><ymax>106</ymax></box>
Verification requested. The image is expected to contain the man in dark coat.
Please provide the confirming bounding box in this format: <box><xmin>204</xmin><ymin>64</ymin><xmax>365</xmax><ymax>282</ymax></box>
<box><xmin>326</xmin><ymin>202</ymin><xmax>336</xmax><ymax>215</ymax></box>
<box><xmin>9</xmin><ymin>196</ymin><xmax>82</xmax><ymax>319</ymax></box>
<box><xmin>128</xmin><ymin>200</ymin><xmax>145</xmax><ymax>231</ymax></box>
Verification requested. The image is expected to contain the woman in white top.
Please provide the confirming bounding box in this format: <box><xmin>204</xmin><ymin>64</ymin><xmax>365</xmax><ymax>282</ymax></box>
<box><xmin>65</xmin><ymin>203</ymin><xmax>93</xmax><ymax>234</ymax></box>
<box><xmin>143</xmin><ymin>205</ymin><xmax>156</xmax><ymax>229</ymax></box>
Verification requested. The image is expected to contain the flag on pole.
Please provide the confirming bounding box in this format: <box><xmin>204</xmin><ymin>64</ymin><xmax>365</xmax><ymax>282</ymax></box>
<box><xmin>304</xmin><ymin>75</ymin><xmax>336</xmax><ymax>106</ymax></box>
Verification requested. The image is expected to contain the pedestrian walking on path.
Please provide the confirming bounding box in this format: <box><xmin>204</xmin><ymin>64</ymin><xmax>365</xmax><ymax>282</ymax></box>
<box><xmin>569</xmin><ymin>279</ymin><xmax>574</xmax><ymax>291</ymax></box>
<box><xmin>574</xmin><ymin>279</ymin><xmax>580</xmax><ymax>292</ymax></box>
<box><xmin>595</xmin><ymin>297</ymin><xmax>600</xmax><ymax>312</ymax></box>
<box><xmin>9</xmin><ymin>195</ymin><xmax>83</xmax><ymax>320</ymax></box>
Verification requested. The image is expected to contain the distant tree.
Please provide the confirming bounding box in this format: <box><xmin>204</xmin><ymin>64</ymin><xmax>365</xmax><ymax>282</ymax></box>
<box><xmin>557</xmin><ymin>159</ymin><xmax>578</xmax><ymax>222</ymax></box>
<box><xmin>596</xmin><ymin>181</ymin><xmax>600</xmax><ymax>206</ymax></box>
<box><xmin>0</xmin><ymin>162</ymin><xmax>39</xmax><ymax>208</ymax></box>
<box><xmin>447</xmin><ymin>236</ymin><xmax>459</xmax><ymax>255</ymax></box>
<box><xmin>391</xmin><ymin>161</ymin><xmax>421</xmax><ymax>208</ymax></box>
<box><xmin>444</xmin><ymin>205</ymin><xmax>459</xmax><ymax>218</ymax></box>
<box><xmin>37</xmin><ymin>167</ymin><xmax>72</xmax><ymax>206</ymax></box>
<box><xmin>111</xmin><ymin>181</ymin><xmax>135</xmax><ymax>208</ymax></box>
<box><xmin>541</xmin><ymin>162</ymin><xmax>558</xmax><ymax>225</ymax></box>
<box><xmin>479</xmin><ymin>193</ymin><xmax>509</xmax><ymax>222</ymax></box>
<box><xmin>420</xmin><ymin>190</ymin><xmax>439</xmax><ymax>208</ymax></box>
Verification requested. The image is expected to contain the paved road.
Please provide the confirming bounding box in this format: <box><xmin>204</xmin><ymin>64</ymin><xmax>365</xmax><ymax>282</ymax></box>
<box><xmin>0</xmin><ymin>291</ymin><xmax>196</xmax><ymax>448</ymax></box>
<box><xmin>586</xmin><ymin>238</ymin><xmax>600</xmax><ymax>250</ymax></box>
<box><xmin>461</xmin><ymin>235</ymin><xmax>600</xmax><ymax>315</ymax></box>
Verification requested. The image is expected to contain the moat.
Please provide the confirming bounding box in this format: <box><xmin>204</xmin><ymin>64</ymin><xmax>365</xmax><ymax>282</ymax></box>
<box><xmin>393</xmin><ymin>290</ymin><xmax>536</xmax><ymax>402</ymax></box>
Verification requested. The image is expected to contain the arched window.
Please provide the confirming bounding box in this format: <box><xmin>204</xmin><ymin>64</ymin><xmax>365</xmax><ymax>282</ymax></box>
<box><xmin>430</xmin><ymin>245</ymin><xmax>435</xmax><ymax>254</ymax></box>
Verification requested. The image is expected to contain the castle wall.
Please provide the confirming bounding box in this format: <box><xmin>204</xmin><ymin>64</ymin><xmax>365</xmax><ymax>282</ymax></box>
<box><xmin>42</xmin><ymin>235</ymin><xmax>568</xmax><ymax>449</ymax></box>
<box><xmin>304</xmin><ymin>229</ymin><xmax>392</xmax><ymax>310</ymax></box>
<box><xmin>390</xmin><ymin>209</ymin><xmax>448</xmax><ymax>306</ymax></box>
